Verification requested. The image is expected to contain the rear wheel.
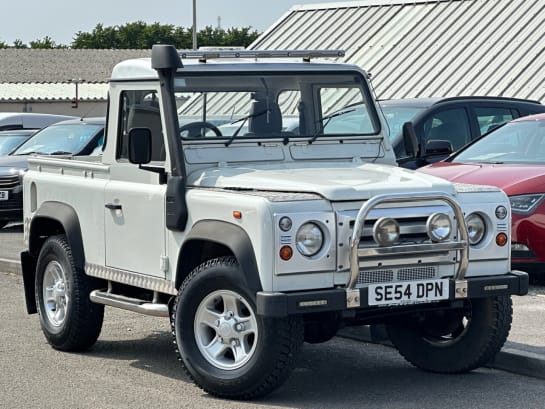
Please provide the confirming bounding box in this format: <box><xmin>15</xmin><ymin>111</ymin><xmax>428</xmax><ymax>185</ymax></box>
<box><xmin>386</xmin><ymin>296</ymin><xmax>512</xmax><ymax>373</ymax></box>
<box><xmin>35</xmin><ymin>235</ymin><xmax>104</xmax><ymax>351</ymax></box>
<box><xmin>172</xmin><ymin>256</ymin><xmax>304</xmax><ymax>399</ymax></box>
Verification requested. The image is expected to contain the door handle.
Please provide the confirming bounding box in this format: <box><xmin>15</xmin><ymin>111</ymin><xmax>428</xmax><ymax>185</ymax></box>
<box><xmin>105</xmin><ymin>203</ymin><xmax>122</xmax><ymax>210</ymax></box>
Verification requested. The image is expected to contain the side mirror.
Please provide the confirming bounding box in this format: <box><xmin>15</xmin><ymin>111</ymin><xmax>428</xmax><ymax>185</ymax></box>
<box><xmin>128</xmin><ymin>128</ymin><xmax>152</xmax><ymax>164</ymax></box>
<box><xmin>424</xmin><ymin>139</ymin><xmax>453</xmax><ymax>156</ymax></box>
<box><xmin>402</xmin><ymin>122</ymin><xmax>418</xmax><ymax>158</ymax></box>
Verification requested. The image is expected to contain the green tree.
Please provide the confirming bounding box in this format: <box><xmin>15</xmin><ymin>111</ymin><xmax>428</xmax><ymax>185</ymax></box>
<box><xmin>0</xmin><ymin>40</ymin><xmax>7</xmax><ymax>49</ymax></box>
<box><xmin>71</xmin><ymin>22</ymin><xmax>260</xmax><ymax>49</ymax></box>
<box><xmin>29</xmin><ymin>36</ymin><xmax>64</xmax><ymax>49</ymax></box>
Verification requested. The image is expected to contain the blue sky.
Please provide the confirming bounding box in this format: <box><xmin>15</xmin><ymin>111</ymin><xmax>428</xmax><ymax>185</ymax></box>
<box><xmin>0</xmin><ymin>0</ymin><xmax>347</xmax><ymax>46</ymax></box>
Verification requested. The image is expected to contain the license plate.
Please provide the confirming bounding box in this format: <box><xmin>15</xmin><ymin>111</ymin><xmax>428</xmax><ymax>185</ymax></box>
<box><xmin>368</xmin><ymin>279</ymin><xmax>449</xmax><ymax>306</ymax></box>
<box><xmin>0</xmin><ymin>191</ymin><xmax>8</xmax><ymax>201</ymax></box>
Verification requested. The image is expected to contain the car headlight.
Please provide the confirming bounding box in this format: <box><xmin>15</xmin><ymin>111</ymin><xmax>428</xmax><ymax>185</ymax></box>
<box><xmin>510</xmin><ymin>194</ymin><xmax>544</xmax><ymax>214</ymax></box>
<box><xmin>466</xmin><ymin>213</ymin><xmax>486</xmax><ymax>245</ymax></box>
<box><xmin>296</xmin><ymin>222</ymin><xmax>324</xmax><ymax>257</ymax></box>
<box><xmin>426</xmin><ymin>213</ymin><xmax>451</xmax><ymax>242</ymax></box>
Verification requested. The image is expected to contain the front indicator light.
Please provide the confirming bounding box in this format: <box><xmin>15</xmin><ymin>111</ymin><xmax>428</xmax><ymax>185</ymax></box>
<box><xmin>279</xmin><ymin>245</ymin><xmax>293</xmax><ymax>261</ymax></box>
<box><xmin>496</xmin><ymin>233</ymin><xmax>508</xmax><ymax>247</ymax></box>
<box><xmin>495</xmin><ymin>206</ymin><xmax>508</xmax><ymax>220</ymax></box>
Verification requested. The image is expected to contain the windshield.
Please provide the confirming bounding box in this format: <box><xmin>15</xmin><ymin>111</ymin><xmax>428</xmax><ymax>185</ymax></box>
<box><xmin>380</xmin><ymin>105</ymin><xmax>427</xmax><ymax>142</ymax></box>
<box><xmin>13</xmin><ymin>123</ymin><xmax>102</xmax><ymax>155</ymax></box>
<box><xmin>453</xmin><ymin>119</ymin><xmax>545</xmax><ymax>164</ymax></box>
<box><xmin>0</xmin><ymin>133</ymin><xmax>32</xmax><ymax>155</ymax></box>
<box><xmin>175</xmin><ymin>72</ymin><xmax>380</xmax><ymax>141</ymax></box>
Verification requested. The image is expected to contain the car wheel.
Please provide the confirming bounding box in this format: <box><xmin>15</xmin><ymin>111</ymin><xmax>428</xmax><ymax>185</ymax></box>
<box><xmin>172</xmin><ymin>256</ymin><xmax>304</xmax><ymax>399</ymax></box>
<box><xmin>35</xmin><ymin>235</ymin><xmax>104</xmax><ymax>351</ymax></box>
<box><xmin>386</xmin><ymin>295</ymin><xmax>512</xmax><ymax>373</ymax></box>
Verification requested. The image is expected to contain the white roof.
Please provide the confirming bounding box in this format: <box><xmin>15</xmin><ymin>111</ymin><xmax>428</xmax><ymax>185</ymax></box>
<box><xmin>249</xmin><ymin>0</ymin><xmax>545</xmax><ymax>101</ymax></box>
<box><xmin>0</xmin><ymin>82</ymin><xmax>108</xmax><ymax>102</ymax></box>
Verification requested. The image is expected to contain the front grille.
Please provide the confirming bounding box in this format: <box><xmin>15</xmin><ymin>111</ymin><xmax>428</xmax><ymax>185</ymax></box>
<box><xmin>357</xmin><ymin>270</ymin><xmax>394</xmax><ymax>284</ymax></box>
<box><xmin>357</xmin><ymin>266</ymin><xmax>437</xmax><ymax>286</ymax></box>
<box><xmin>397</xmin><ymin>266</ymin><xmax>436</xmax><ymax>281</ymax></box>
<box><xmin>0</xmin><ymin>175</ymin><xmax>19</xmax><ymax>189</ymax></box>
<box><xmin>0</xmin><ymin>190</ymin><xmax>22</xmax><ymax>210</ymax></box>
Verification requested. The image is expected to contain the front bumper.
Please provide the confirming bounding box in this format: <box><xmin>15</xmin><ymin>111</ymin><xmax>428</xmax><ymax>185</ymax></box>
<box><xmin>256</xmin><ymin>271</ymin><xmax>528</xmax><ymax>317</ymax></box>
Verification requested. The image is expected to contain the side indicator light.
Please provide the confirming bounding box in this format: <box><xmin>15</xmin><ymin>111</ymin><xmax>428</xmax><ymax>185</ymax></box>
<box><xmin>233</xmin><ymin>211</ymin><xmax>242</xmax><ymax>219</ymax></box>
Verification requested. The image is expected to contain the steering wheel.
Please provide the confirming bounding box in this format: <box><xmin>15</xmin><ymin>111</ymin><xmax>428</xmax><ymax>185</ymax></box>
<box><xmin>179</xmin><ymin>121</ymin><xmax>222</xmax><ymax>138</ymax></box>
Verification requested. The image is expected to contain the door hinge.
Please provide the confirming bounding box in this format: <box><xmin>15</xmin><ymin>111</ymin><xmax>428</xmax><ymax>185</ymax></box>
<box><xmin>160</xmin><ymin>256</ymin><xmax>169</xmax><ymax>273</ymax></box>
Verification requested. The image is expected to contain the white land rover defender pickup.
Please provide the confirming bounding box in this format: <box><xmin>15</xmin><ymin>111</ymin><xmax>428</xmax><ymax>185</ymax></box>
<box><xmin>21</xmin><ymin>45</ymin><xmax>528</xmax><ymax>400</ymax></box>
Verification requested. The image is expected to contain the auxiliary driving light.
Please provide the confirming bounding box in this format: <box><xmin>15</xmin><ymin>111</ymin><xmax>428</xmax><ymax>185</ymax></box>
<box><xmin>373</xmin><ymin>217</ymin><xmax>400</xmax><ymax>246</ymax></box>
<box><xmin>426</xmin><ymin>212</ymin><xmax>451</xmax><ymax>242</ymax></box>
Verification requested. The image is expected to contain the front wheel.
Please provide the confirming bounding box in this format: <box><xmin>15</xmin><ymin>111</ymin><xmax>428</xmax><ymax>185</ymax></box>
<box><xmin>386</xmin><ymin>295</ymin><xmax>512</xmax><ymax>373</ymax></box>
<box><xmin>172</xmin><ymin>256</ymin><xmax>304</xmax><ymax>400</ymax></box>
<box><xmin>35</xmin><ymin>235</ymin><xmax>104</xmax><ymax>351</ymax></box>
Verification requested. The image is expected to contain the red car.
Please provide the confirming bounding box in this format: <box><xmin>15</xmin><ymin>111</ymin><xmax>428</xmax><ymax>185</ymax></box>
<box><xmin>418</xmin><ymin>113</ymin><xmax>545</xmax><ymax>275</ymax></box>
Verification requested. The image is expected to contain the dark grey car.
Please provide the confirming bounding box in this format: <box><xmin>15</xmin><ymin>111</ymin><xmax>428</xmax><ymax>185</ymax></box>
<box><xmin>380</xmin><ymin>96</ymin><xmax>545</xmax><ymax>169</ymax></box>
<box><xmin>0</xmin><ymin>117</ymin><xmax>105</xmax><ymax>229</ymax></box>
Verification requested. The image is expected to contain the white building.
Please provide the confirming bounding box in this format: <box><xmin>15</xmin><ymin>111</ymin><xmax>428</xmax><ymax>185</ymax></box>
<box><xmin>0</xmin><ymin>49</ymin><xmax>150</xmax><ymax>116</ymax></box>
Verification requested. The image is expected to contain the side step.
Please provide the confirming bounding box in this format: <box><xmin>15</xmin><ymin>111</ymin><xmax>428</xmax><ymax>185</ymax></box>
<box><xmin>90</xmin><ymin>290</ymin><xmax>169</xmax><ymax>317</ymax></box>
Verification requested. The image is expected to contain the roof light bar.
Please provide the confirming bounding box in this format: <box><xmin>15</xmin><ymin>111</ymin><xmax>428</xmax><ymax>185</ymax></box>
<box><xmin>178</xmin><ymin>49</ymin><xmax>345</xmax><ymax>62</ymax></box>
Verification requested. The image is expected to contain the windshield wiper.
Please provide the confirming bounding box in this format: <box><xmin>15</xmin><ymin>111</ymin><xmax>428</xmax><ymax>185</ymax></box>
<box><xmin>49</xmin><ymin>151</ymin><xmax>73</xmax><ymax>155</ymax></box>
<box><xmin>225</xmin><ymin>109</ymin><xmax>268</xmax><ymax>147</ymax></box>
<box><xmin>308</xmin><ymin>108</ymin><xmax>356</xmax><ymax>143</ymax></box>
<box><xmin>14</xmin><ymin>151</ymin><xmax>47</xmax><ymax>156</ymax></box>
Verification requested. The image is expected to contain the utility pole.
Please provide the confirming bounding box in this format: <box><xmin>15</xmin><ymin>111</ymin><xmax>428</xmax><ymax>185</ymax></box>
<box><xmin>192</xmin><ymin>0</ymin><xmax>197</xmax><ymax>50</ymax></box>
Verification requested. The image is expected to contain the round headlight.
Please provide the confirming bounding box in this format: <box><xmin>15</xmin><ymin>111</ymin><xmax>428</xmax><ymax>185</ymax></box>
<box><xmin>373</xmin><ymin>217</ymin><xmax>400</xmax><ymax>246</ymax></box>
<box><xmin>296</xmin><ymin>223</ymin><xmax>324</xmax><ymax>256</ymax></box>
<box><xmin>426</xmin><ymin>213</ymin><xmax>451</xmax><ymax>242</ymax></box>
<box><xmin>466</xmin><ymin>213</ymin><xmax>486</xmax><ymax>245</ymax></box>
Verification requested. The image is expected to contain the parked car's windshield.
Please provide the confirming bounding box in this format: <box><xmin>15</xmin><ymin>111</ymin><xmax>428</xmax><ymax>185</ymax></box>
<box><xmin>380</xmin><ymin>105</ymin><xmax>427</xmax><ymax>141</ymax></box>
<box><xmin>174</xmin><ymin>72</ymin><xmax>380</xmax><ymax>141</ymax></box>
<box><xmin>0</xmin><ymin>131</ymin><xmax>34</xmax><ymax>155</ymax></box>
<box><xmin>452</xmin><ymin>119</ymin><xmax>545</xmax><ymax>164</ymax></box>
<box><xmin>13</xmin><ymin>123</ymin><xmax>102</xmax><ymax>155</ymax></box>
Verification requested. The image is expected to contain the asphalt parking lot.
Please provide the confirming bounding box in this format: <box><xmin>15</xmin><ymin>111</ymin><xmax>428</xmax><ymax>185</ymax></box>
<box><xmin>1</xmin><ymin>222</ymin><xmax>544</xmax><ymax>381</ymax></box>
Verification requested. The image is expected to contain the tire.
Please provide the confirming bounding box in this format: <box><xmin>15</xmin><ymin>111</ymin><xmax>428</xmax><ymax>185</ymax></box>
<box><xmin>172</xmin><ymin>256</ymin><xmax>304</xmax><ymax>400</ymax></box>
<box><xmin>35</xmin><ymin>235</ymin><xmax>104</xmax><ymax>351</ymax></box>
<box><xmin>386</xmin><ymin>295</ymin><xmax>512</xmax><ymax>373</ymax></box>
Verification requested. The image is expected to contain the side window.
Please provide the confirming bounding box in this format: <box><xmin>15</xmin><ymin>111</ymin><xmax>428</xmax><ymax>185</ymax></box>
<box><xmin>118</xmin><ymin>90</ymin><xmax>164</xmax><ymax>161</ymax></box>
<box><xmin>474</xmin><ymin>107</ymin><xmax>515</xmax><ymax>135</ymax></box>
<box><xmin>421</xmin><ymin>108</ymin><xmax>471</xmax><ymax>152</ymax></box>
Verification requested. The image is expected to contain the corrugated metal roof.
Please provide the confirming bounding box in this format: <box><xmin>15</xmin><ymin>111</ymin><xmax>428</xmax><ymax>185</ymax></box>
<box><xmin>249</xmin><ymin>0</ymin><xmax>545</xmax><ymax>101</ymax></box>
<box><xmin>0</xmin><ymin>82</ymin><xmax>108</xmax><ymax>102</ymax></box>
<box><xmin>0</xmin><ymin>49</ymin><xmax>151</xmax><ymax>83</ymax></box>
